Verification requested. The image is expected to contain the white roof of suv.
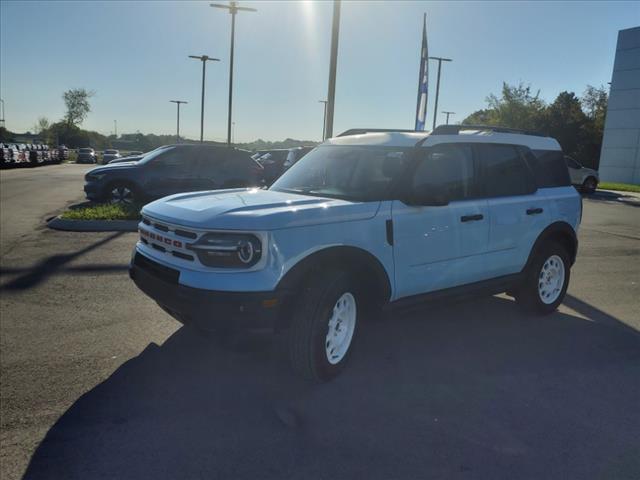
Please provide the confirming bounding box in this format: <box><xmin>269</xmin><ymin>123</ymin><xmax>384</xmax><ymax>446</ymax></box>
<box><xmin>327</xmin><ymin>129</ymin><xmax>561</xmax><ymax>151</ymax></box>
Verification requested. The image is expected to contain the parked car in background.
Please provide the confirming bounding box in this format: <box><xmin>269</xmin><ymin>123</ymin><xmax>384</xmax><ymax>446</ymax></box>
<box><xmin>256</xmin><ymin>149</ymin><xmax>290</xmax><ymax>185</ymax></box>
<box><xmin>25</xmin><ymin>144</ymin><xmax>42</xmax><ymax>166</ymax></box>
<box><xmin>15</xmin><ymin>144</ymin><xmax>29</xmax><ymax>165</ymax></box>
<box><xmin>77</xmin><ymin>148</ymin><xmax>97</xmax><ymax>164</ymax></box>
<box><xmin>0</xmin><ymin>143</ymin><xmax>12</xmax><ymax>168</ymax></box>
<box><xmin>101</xmin><ymin>149</ymin><xmax>121</xmax><ymax>164</ymax></box>
<box><xmin>282</xmin><ymin>146</ymin><xmax>314</xmax><ymax>172</ymax></box>
<box><xmin>84</xmin><ymin>144</ymin><xmax>264</xmax><ymax>204</ymax></box>
<box><xmin>565</xmin><ymin>156</ymin><xmax>599</xmax><ymax>194</ymax></box>
<box><xmin>58</xmin><ymin>145</ymin><xmax>69</xmax><ymax>160</ymax></box>
<box><xmin>128</xmin><ymin>151</ymin><xmax>144</xmax><ymax>156</ymax></box>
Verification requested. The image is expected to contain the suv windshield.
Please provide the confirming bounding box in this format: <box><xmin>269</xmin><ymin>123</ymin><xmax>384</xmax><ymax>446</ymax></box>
<box><xmin>270</xmin><ymin>145</ymin><xmax>412</xmax><ymax>201</ymax></box>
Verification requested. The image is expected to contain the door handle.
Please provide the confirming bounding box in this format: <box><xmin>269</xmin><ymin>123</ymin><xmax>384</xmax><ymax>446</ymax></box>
<box><xmin>526</xmin><ymin>208</ymin><xmax>543</xmax><ymax>215</ymax></box>
<box><xmin>460</xmin><ymin>214</ymin><xmax>483</xmax><ymax>222</ymax></box>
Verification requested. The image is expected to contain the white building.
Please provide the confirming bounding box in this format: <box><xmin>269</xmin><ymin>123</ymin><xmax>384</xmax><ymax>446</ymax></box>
<box><xmin>599</xmin><ymin>26</ymin><xmax>640</xmax><ymax>185</ymax></box>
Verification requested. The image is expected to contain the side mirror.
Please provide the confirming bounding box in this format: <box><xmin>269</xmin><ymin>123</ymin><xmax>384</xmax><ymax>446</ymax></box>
<box><xmin>404</xmin><ymin>186</ymin><xmax>449</xmax><ymax>206</ymax></box>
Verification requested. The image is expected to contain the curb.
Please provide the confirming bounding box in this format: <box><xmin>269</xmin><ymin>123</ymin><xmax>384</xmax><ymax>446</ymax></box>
<box><xmin>47</xmin><ymin>216</ymin><xmax>139</xmax><ymax>232</ymax></box>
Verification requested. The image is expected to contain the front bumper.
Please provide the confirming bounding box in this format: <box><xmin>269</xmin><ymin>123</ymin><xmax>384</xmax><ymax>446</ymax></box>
<box><xmin>84</xmin><ymin>182</ymin><xmax>103</xmax><ymax>200</ymax></box>
<box><xmin>129</xmin><ymin>252</ymin><xmax>283</xmax><ymax>332</ymax></box>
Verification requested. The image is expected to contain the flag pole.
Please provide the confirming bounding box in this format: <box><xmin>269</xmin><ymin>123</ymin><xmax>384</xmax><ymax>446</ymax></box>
<box><xmin>414</xmin><ymin>13</ymin><xmax>428</xmax><ymax>131</ymax></box>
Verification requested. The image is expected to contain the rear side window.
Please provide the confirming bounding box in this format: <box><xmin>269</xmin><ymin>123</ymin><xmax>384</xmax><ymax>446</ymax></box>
<box><xmin>413</xmin><ymin>144</ymin><xmax>476</xmax><ymax>201</ymax></box>
<box><xmin>477</xmin><ymin>144</ymin><xmax>535</xmax><ymax>197</ymax></box>
<box><xmin>527</xmin><ymin>149</ymin><xmax>571</xmax><ymax>188</ymax></box>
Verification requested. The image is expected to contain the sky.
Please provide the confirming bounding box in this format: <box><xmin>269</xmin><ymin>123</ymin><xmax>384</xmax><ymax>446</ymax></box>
<box><xmin>1</xmin><ymin>0</ymin><xmax>638</xmax><ymax>143</ymax></box>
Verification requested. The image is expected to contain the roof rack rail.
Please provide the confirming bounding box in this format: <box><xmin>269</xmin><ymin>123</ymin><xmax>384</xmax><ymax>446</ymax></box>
<box><xmin>431</xmin><ymin>124</ymin><xmax>548</xmax><ymax>137</ymax></box>
<box><xmin>337</xmin><ymin>128</ymin><xmax>422</xmax><ymax>137</ymax></box>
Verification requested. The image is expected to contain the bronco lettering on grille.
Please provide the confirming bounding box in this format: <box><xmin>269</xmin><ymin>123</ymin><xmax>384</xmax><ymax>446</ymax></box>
<box><xmin>139</xmin><ymin>228</ymin><xmax>183</xmax><ymax>248</ymax></box>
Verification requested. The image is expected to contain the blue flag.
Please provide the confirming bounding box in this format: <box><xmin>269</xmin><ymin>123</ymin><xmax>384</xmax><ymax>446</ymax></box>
<box><xmin>415</xmin><ymin>13</ymin><xmax>428</xmax><ymax>131</ymax></box>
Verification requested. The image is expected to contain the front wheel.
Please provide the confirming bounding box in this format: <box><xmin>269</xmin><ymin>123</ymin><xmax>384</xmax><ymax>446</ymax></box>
<box><xmin>516</xmin><ymin>242</ymin><xmax>570</xmax><ymax>315</ymax></box>
<box><xmin>107</xmin><ymin>183</ymin><xmax>137</xmax><ymax>205</ymax></box>
<box><xmin>288</xmin><ymin>269</ymin><xmax>359</xmax><ymax>381</ymax></box>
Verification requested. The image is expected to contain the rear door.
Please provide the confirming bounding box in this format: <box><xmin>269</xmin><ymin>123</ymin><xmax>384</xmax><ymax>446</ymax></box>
<box><xmin>476</xmin><ymin>143</ymin><xmax>548</xmax><ymax>278</ymax></box>
<box><xmin>196</xmin><ymin>148</ymin><xmax>234</xmax><ymax>190</ymax></box>
<box><xmin>144</xmin><ymin>148</ymin><xmax>202</xmax><ymax>197</ymax></box>
<box><xmin>392</xmin><ymin>143</ymin><xmax>490</xmax><ymax>298</ymax></box>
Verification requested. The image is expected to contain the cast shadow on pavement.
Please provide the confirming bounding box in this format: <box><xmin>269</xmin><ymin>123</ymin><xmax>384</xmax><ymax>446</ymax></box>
<box><xmin>23</xmin><ymin>295</ymin><xmax>640</xmax><ymax>480</ymax></box>
<box><xmin>0</xmin><ymin>232</ymin><xmax>126</xmax><ymax>291</ymax></box>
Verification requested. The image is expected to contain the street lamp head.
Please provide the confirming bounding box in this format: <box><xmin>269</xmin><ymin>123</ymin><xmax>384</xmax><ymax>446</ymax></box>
<box><xmin>170</xmin><ymin>100</ymin><xmax>188</xmax><ymax>104</ymax></box>
<box><xmin>210</xmin><ymin>2</ymin><xmax>256</xmax><ymax>13</ymax></box>
<box><xmin>189</xmin><ymin>55</ymin><xmax>221</xmax><ymax>62</ymax></box>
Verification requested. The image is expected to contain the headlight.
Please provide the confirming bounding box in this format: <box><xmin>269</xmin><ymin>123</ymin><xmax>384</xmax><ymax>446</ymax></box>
<box><xmin>85</xmin><ymin>173</ymin><xmax>106</xmax><ymax>181</ymax></box>
<box><xmin>188</xmin><ymin>233</ymin><xmax>263</xmax><ymax>268</ymax></box>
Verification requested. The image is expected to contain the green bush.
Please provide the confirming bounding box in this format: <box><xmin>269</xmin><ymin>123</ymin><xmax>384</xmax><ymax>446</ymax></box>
<box><xmin>60</xmin><ymin>203</ymin><xmax>141</xmax><ymax>221</ymax></box>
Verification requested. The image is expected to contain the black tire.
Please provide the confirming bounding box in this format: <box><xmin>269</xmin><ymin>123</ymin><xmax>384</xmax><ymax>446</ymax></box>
<box><xmin>105</xmin><ymin>181</ymin><xmax>138</xmax><ymax>205</ymax></box>
<box><xmin>288</xmin><ymin>268</ymin><xmax>360</xmax><ymax>381</ymax></box>
<box><xmin>515</xmin><ymin>241</ymin><xmax>570</xmax><ymax>315</ymax></box>
<box><xmin>582</xmin><ymin>176</ymin><xmax>597</xmax><ymax>194</ymax></box>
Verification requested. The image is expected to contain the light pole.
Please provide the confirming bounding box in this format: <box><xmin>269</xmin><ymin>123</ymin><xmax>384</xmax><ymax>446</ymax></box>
<box><xmin>189</xmin><ymin>55</ymin><xmax>220</xmax><ymax>143</ymax></box>
<box><xmin>318</xmin><ymin>100</ymin><xmax>328</xmax><ymax>141</ymax></box>
<box><xmin>232</xmin><ymin>121</ymin><xmax>235</xmax><ymax>143</ymax></box>
<box><xmin>169</xmin><ymin>100</ymin><xmax>188</xmax><ymax>143</ymax></box>
<box><xmin>0</xmin><ymin>99</ymin><xmax>5</xmax><ymax>128</ymax></box>
<box><xmin>210</xmin><ymin>1</ymin><xmax>256</xmax><ymax>146</ymax></box>
<box><xmin>442</xmin><ymin>111</ymin><xmax>455</xmax><ymax>125</ymax></box>
<box><xmin>324</xmin><ymin>0</ymin><xmax>341</xmax><ymax>139</ymax></box>
<box><xmin>114</xmin><ymin>120</ymin><xmax>117</xmax><ymax>137</ymax></box>
<box><xmin>429</xmin><ymin>56</ymin><xmax>452</xmax><ymax>130</ymax></box>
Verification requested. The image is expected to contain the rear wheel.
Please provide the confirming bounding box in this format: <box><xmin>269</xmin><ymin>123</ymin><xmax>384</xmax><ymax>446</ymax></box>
<box><xmin>582</xmin><ymin>176</ymin><xmax>597</xmax><ymax>194</ymax></box>
<box><xmin>288</xmin><ymin>269</ymin><xmax>359</xmax><ymax>381</ymax></box>
<box><xmin>516</xmin><ymin>242</ymin><xmax>570</xmax><ymax>315</ymax></box>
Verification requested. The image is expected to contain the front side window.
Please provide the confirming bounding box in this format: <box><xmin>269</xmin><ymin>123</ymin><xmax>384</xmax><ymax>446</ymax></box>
<box><xmin>412</xmin><ymin>144</ymin><xmax>475</xmax><ymax>201</ymax></box>
<box><xmin>478</xmin><ymin>144</ymin><xmax>534</xmax><ymax>197</ymax></box>
<box><xmin>564</xmin><ymin>155</ymin><xmax>581</xmax><ymax>170</ymax></box>
<box><xmin>271</xmin><ymin>145</ymin><xmax>411</xmax><ymax>201</ymax></box>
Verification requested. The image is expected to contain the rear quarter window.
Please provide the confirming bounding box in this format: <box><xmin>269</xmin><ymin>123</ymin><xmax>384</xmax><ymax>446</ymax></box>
<box><xmin>527</xmin><ymin>149</ymin><xmax>571</xmax><ymax>188</ymax></box>
<box><xmin>476</xmin><ymin>144</ymin><xmax>536</xmax><ymax>197</ymax></box>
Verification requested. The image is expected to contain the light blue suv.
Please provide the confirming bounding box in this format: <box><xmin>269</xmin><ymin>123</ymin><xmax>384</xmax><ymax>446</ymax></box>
<box><xmin>130</xmin><ymin>125</ymin><xmax>581</xmax><ymax>381</ymax></box>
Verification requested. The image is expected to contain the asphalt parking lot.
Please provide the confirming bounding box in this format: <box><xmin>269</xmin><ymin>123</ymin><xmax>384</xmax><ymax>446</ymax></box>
<box><xmin>1</xmin><ymin>164</ymin><xmax>639</xmax><ymax>480</ymax></box>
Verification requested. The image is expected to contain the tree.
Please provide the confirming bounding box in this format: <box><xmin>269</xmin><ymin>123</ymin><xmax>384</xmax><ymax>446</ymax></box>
<box><xmin>63</xmin><ymin>88</ymin><xmax>94</xmax><ymax>127</ymax></box>
<box><xmin>580</xmin><ymin>85</ymin><xmax>609</xmax><ymax>169</ymax></box>
<box><xmin>462</xmin><ymin>82</ymin><xmax>546</xmax><ymax>131</ymax></box>
<box><xmin>581</xmin><ymin>85</ymin><xmax>608</xmax><ymax>127</ymax></box>
<box><xmin>34</xmin><ymin>116</ymin><xmax>50</xmax><ymax>134</ymax></box>
<box><xmin>34</xmin><ymin>117</ymin><xmax>52</xmax><ymax>144</ymax></box>
<box><xmin>544</xmin><ymin>91</ymin><xmax>589</xmax><ymax>162</ymax></box>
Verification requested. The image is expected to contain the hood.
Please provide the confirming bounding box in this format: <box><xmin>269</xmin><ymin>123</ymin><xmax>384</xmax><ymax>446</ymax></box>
<box><xmin>142</xmin><ymin>188</ymin><xmax>381</xmax><ymax>230</ymax></box>
<box><xmin>87</xmin><ymin>162</ymin><xmax>140</xmax><ymax>175</ymax></box>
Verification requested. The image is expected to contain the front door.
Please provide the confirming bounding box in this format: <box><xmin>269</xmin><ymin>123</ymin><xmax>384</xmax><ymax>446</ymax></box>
<box><xmin>392</xmin><ymin>143</ymin><xmax>489</xmax><ymax>299</ymax></box>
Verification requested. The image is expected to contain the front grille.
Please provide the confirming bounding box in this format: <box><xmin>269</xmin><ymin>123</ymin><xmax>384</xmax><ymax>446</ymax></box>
<box><xmin>151</xmin><ymin>243</ymin><xmax>166</xmax><ymax>253</ymax></box>
<box><xmin>175</xmin><ymin>229</ymin><xmax>197</xmax><ymax>239</ymax></box>
<box><xmin>134</xmin><ymin>253</ymin><xmax>179</xmax><ymax>284</ymax></box>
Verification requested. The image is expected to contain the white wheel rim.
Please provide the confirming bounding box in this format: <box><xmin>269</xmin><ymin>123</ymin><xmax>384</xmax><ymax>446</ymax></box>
<box><xmin>111</xmin><ymin>186</ymin><xmax>133</xmax><ymax>205</ymax></box>
<box><xmin>325</xmin><ymin>292</ymin><xmax>357</xmax><ymax>365</ymax></box>
<box><xmin>538</xmin><ymin>255</ymin><xmax>565</xmax><ymax>304</ymax></box>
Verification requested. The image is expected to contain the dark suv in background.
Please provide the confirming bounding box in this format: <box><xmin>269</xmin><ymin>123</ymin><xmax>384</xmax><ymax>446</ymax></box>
<box><xmin>84</xmin><ymin>144</ymin><xmax>264</xmax><ymax>204</ymax></box>
<box><xmin>77</xmin><ymin>148</ymin><xmax>97</xmax><ymax>164</ymax></box>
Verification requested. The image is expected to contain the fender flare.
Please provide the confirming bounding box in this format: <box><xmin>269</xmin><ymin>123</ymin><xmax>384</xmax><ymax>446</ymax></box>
<box><xmin>276</xmin><ymin>245</ymin><xmax>392</xmax><ymax>302</ymax></box>
<box><xmin>525</xmin><ymin>221</ymin><xmax>578</xmax><ymax>270</ymax></box>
